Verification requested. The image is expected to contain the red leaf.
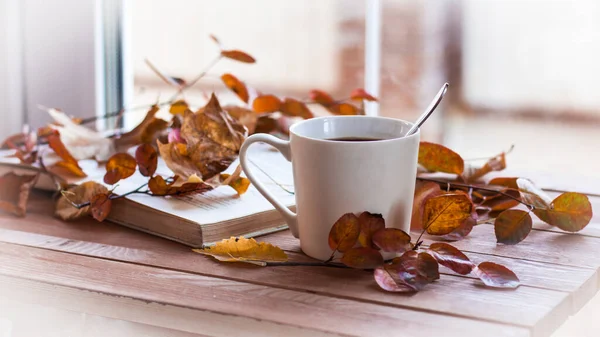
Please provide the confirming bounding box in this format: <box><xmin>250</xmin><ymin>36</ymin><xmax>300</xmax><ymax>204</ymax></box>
<box><xmin>341</xmin><ymin>247</ymin><xmax>384</xmax><ymax>269</ymax></box>
<box><xmin>328</xmin><ymin>213</ymin><xmax>360</xmax><ymax>253</ymax></box>
<box><xmin>374</xmin><ymin>266</ymin><xmax>416</xmax><ymax>293</ymax></box>
<box><xmin>378</xmin><ymin>251</ymin><xmax>439</xmax><ymax>292</ymax></box>
<box><xmin>308</xmin><ymin>89</ymin><xmax>334</xmax><ymax>105</ymax></box>
<box><xmin>135</xmin><ymin>144</ymin><xmax>158</xmax><ymax>177</ymax></box>
<box><xmin>427</xmin><ymin>242</ymin><xmax>474</xmax><ymax>275</ymax></box>
<box><xmin>357</xmin><ymin>212</ymin><xmax>385</xmax><ymax>248</ymax></box>
<box><xmin>473</xmin><ymin>262</ymin><xmax>520</xmax><ymax>289</ymax></box>
<box><xmin>494</xmin><ymin>209</ymin><xmax>532</xmax><ymax>245</ymax></box>
<box><xmin>221</xmin><ymin>50</ymin><xmax>256</xmax><ymax>63</ymax></box>
<box><xmin>90</xmin><ymin>193</ymin><xmax>112</xmax><ymax>222</ymax></box>
<box><xmin>350</xmin><ymin>88</ymin><xmax>378</xmax><ymax>101</ymax></box>
<box><xmin>371</xmin><ymin>228</ymin><xmax>412</xmax><ymax>253</ymax></box>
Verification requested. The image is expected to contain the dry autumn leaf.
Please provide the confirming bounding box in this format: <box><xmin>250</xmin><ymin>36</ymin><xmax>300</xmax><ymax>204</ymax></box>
<box><xmin>252</xmin><ymin>95</ymin><xmax>281</xmax><ymax>114</ymax></box>
<box><xmin>473</xmin><ymin>261</ymin><xmax>520</xmax><ymax>289</ymax></box>
<box><xmin>309</xmin><ymin>89</ymin><xmax>334</xmax><ymax>105</ymax></box>
<box><xmin>221</xmin><ymin>50</ymin><xmax>256</xmax><ymax>63</ymax></box>
<box><xmin>329</xmin><ymin>103</ymin><xmax>360</xmax><ymax>115</ymax></box>
<box><xmin>418</xmin><ymin>142</ymin><xmax>464</xmax><ymax>175</ymax></box>
<box><xmin>427</xmin><ymin>242</ymin><xmax>474</xmax><ymax>275</ymax></box>
<box><xmin>411</xmin><ymin>181</ymin><xmax>443</xmax><ymax>230</ymax></box>
<box><xmin>423</xmin><ymin>194</ymin><xmax>473</xmax><ymax>235</ymax></box>
<box><xmin>220</xmin><ymin>173</ymin><xmax>251</xmax><ymax>195</ymax></box>
<box><xmin>357</xmin><ymin>212</ymin><xmax>385</xmax><ymax>248</ymax></box>
<box><xmin>533</xmin><ymin>192</ymin><xmax>592</xmax><ymax>232</ymax></box>
<box><xmin>488</xmin><ymin>177</ymin><xmax>519</xmax><ymax>190</ymax></box>
<box><xmin>169</xmin><ymin>100</ymin><xmax>190</xmax><ymax>115</ymax></box>
<box><xmin>55</xmin><ymin>181</ymin><xmax>108</xmax><ymax>220</ymax></box>
<box><xmin>374</xmin><ymin>266</ymin><xmax>417</xmax><ymax>293</ymax></box>
<box><xmin>224</xmin><ymin>105</ymin><xmax>257</xmax><ymax>134</ymax></box>
<box><xmin>371</xmin><ymin>228</ymin><xmax>412</xmax><ymax>253</ymax></box>
<box><xmin>135</xmin><ymin>144</ymin><xmax>158</xmax><ymax>177</ymax></box>
<box><xmin>148</xmin><ymin>175</ymin><xmax>212</xmax><ymax>196</ymax></box>
<box><xmin>47</xmin><ymin>133</ymin><xmax>87</xmax><ymax>177</ymax></box>
<box><xmin>465</xmin><ymin>152</ymin><xmax>507</xmax><ymax>182</ymax></box>
<box><xmin>280</xmin><ymin>98</ymin><xmax>314</xmax><ymax>119</ymax></box>
<box><xmin>350</xmin><ymin>88</ymin><xmax>378</xmax><ymax>102</ymax></box>
<box><xmin>254</xmin><ymin>115</ymin><xmax>278</xmax><ymax>134</ymax></box>
<box><xmin>341</xmin><ymin>247</ymin><xmax>384</xmax><ymax>269</ymax></box>
<box><xmin>90</xmin><ymin>193</ymin><xmax>112</xmax><ymax>222</ymax></box>
<box><xmin>221</xmin><ymin>74</ymin><xmax>249</xmax><ymax>103</ymax></box>
<box><xmin>328</xmin><ymin>213</ymin><xmax>360</xmax><ymax>253</ymax></box>
<box><xmin>115</xmin><ymin>105</ymin><xmax>168</xmax><ymax>148</ymax></box>
<box><xmin>517</xmin><ymin>178</ymin><xmax>553</xmax><ymax>208</ymax></box>
<box><xmin>439</xmin><ymin>216</ymin><xmax>475</xmax><ymax>241</ymax></box>
<box><xmin>193</xmin><ymin>237</ymin><xmax>287</xmax><ymax>266</ymax></box>
<box><xmin>382</xmin><ymin>251</ymin><xmax>440</xmax><ymax>292</ymax></box>
<box><xmin>0</xmin><ymin>172</ymin><xmax>38</xmax><ymax>217</ymax></box>
<box><xmin>494</xmin><ymin>209</ymin><xmax>533</xmax><ymax>245</ymax></box>
<box><xmin>104</xmin><ymin>153</ymin><xmax>137</xmax><ymax>185</ymax></box>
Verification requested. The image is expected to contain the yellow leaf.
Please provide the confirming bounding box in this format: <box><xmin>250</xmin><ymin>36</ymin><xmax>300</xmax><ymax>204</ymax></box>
<box><xmin>169</xmin><ymin>100</ymin><xmax>190</xmax><ymax>115</ymax></box>
<box><xmin>193</xmin><ymin>237</ymin><xmax>288</xmax><ymax>266</ymax></box>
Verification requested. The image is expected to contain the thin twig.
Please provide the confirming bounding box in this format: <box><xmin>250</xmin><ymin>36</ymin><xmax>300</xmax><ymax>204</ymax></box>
<box><xmin>71</xmin><ymin>183</ymin><xmax>149</xmax><ymax>209</ymax></box>
<box><xmin>184</xmin><ymin>54</ymin><xmax>223</xmax><ymax>89</ymax></box>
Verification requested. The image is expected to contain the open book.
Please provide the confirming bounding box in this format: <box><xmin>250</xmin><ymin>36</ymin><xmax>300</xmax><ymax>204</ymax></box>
<box><xmin>0</xmin><ymin>143</ymin><xmax>295</xmax><ymax>247</ymax></box>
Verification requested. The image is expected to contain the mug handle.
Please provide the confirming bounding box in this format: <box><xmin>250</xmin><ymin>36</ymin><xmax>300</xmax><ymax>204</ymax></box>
<box><xmin>239</xmin><ymin>134</ymin><xmax>299</xmax><ymax>238</ymax></box>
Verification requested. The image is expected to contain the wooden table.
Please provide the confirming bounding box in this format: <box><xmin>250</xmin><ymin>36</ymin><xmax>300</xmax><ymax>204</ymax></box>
<box><xmin>1</xmin><ymin>172</ymin><xmax>600</xmax><ymax>337</ymax></box>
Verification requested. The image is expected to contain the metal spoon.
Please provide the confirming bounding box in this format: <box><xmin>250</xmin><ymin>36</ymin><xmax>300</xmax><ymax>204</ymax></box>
<box><xmin>406</xmin><ymin>83</ymin><xmax>449</xmax><ymax>136</ymax></box>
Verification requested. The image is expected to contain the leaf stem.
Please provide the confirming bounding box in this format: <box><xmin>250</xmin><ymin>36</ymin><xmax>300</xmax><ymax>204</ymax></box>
<box><xmin>185</xmin><ymin>54</ymin><xmax>223</xmax><ymax>90</ymax></box>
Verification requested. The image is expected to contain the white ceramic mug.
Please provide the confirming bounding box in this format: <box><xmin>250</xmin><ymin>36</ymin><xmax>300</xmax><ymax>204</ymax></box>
<box><xmin>239</xmin><ymin>116</ymin><xmax>420</xmax><ymax>261</ymax></box>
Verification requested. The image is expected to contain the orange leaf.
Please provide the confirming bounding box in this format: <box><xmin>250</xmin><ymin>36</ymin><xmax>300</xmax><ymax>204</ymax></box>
<box><xmin>427</xmin><ymin>242</ymin><xmax>474</xmax><ymax>275</ymax></box>
<box><xmin>350</xmin><ymin>88</ymin><xmax>378</xmax><ymax>101</ymax></box>
<box><xmin>533</xmin><ymin>192</ymin><xmax>593</xmax><ymax>232</ymax></box>
<box><xmin>221</xmin><ymin>74</ymin><xmax>249</xmax><ymax>103</ymax></box>
<box><xmin>308</xmin><ymin>89</ymin><xmax>334</xmax><ymax>105</ymax></box>
<box><xmin>341</xmin><ymin>247</ymin><xmax>384</xmax><ymax>269</ymax></box>
<box><xmin>252</xmin><ymin>95</ymin><xmax>281</xmax><ymax>114</ymax></box>
<box><xmin>169</xmin><ymin>100</ymin><xmax>190</xmax><ymax>115</ymax></box>
<box><xmin>357</xmin><ymin>212</ymin><xmax>385</xmax><ymax>248</ymax></box>
<box><xmin>148</xmin><ymin>175</ymin><xmax>212</xmax><ymax>196</ymax></box>
<box><xmin>418</xmin><ymin>142</ymin><xmax>464</xmax><ymax>175</ymax></box>
<box><xmin>221</xmin><ymin>49</ymin><xmax>256</xmax><ymax>63</ymax></box>
<box><xmin>90</xmin><ymin>193</ymin><xmax>112</xmax><ymax>222</ymax></box>
<box><xmin>103</xmin><ymin>153</ymin><xmax>137</xmax><ymax>185</ymax></box>
<box><xmin>328</xmin><ymin>213</ymin><xmax>360</xmax><ymax>253</ymax></box>
<box><xmin>135</xmin><ymin>144</ymin><xmax>158</xmax><ymax>177</ymax></box>
<box><xmin>423</xmin><ymin>194</ymin><xmax>473</xmax><ymax>235</ymax></box>
<box><xmin>465</xmin><ymin>152</ymin><xmax>507</xmax><ymax>182</ymax></box>
<box><xmin>494</xmin><ymin>209</ymin><xmax>532</xmax><ymax>244</ymax></box>
<box><xmin>371</xmin><ymin>228</ymin><xmax>412</xmax><ymax>253</ymax></box>
<box><xmin>473</xmin><ymin>262</ymin><xmax>520</xmax><ymax>289</ymax></box>
<box><xmin>0</xmin><ymin>172</ymin><xmax>37</xmax><ymax>217</ymax></box>
<box><xmin>411</xmin><ymin>181</ymin><xmax>443</xmax><ymax>231</ymax></box>
<box><xmin>47</xmin><ymin>133</ymin><xmax>86</xmax><ymax>177</ymax></box>
<box><xmin>488</xmin><ymin>177</ymin><xmax>519</xmax><ymax>190</ymax></box>
<box><xmin>329</xmin><ymin>103</ymin><xmax>360</xmax><ymax>115</ymax></box>
<box><xmin>220</xmin><ymin>173</ymin><xmax>251</xmax><ymax>195</ymax></box>
<box><xmin>280</xmin><ymin>98</ymin><xmax>313</xmax><ymax>119</ymax></box>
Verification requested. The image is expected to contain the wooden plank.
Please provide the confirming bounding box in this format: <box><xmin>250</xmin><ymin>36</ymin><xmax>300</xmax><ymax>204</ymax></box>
<box><xmin>0</xmin><ymin>243</ymin><xmax>529</xmax><ymax>337</ymax></box>
<box><xmin>0</xmin><ymin>216</ymin><xmax>571</xmax><ymax>334</ymax></box>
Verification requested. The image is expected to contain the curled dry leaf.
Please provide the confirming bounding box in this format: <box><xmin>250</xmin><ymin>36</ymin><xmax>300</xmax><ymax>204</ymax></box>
<box><xmin>115</xmin><ymin>105</ymin><xmax>168</xmax><ymax>149</ymax></box>
<box><xmin>473</xmin><ymin>261</ymin><xmax>520</xmax><ymax>289</ymax></box>
<box><xmin>494</xmin><ymin>209</ymin><xmax>533</xmax><ymax>245</ymax></box>
<box><xmin>488</xmin><ymin>177</ymin><xmax>518</xmax><ymax>190</ymax></box>
<box><xmin>280</xmin><ymin>98</ymin><xmax>313</xmax><ymax>119</ymax></box>
<box><xmin>169</xmin><ymin>100</ymin><xmax>190</xmax><ymax>115</ymax></box>
<box><xmin>423</xmin><ymin>194</ymin><xmax>474</xmax><ymax>235</ymax></box>
<box><xmin>380</xmin><ymin>251</ymin><xmax>440</xmax><ymax>292</ymax></box>
<box><xmin>517</xmin><ymin>178</ymin><xmax>553</xmax><ymax>208</ymax></box>
<box><xmin>371</xmin><ymin>228</ymin><xmax>412</xmax><ymax>253</ymax></box>
<box><xmin>47</xmin><ymin>133</ymin><xmax>87</xmax><ymax>177</ymax></box>
<box><xmin>221</xmin><ymin>50</ymin><xmax>256</xmax><ymax>63</ymax></box>
<box><xmin>224</xmin><ymin>105</ymin><xmax>257</xmax><ymax>134</ymax></box>
<box><xmin>252</xmin><ymin>95</ymin><xmax>281</xmax><ymax>114</ymax></box>
<box><xmin>350</xmin><ymin>88</ymin><xmax>378</xmax><ymax>102</ymax></box>
<box><xmin>464</xmin><ymin>152</ymin><xmax>506</xmax><ymax>182</ymax></box>
<box><xmin>418</xmin><ymin>142</ymin><xmax>464</xmax><ymax>175</ymax></box>
<box><xmin>90</xmin><ymin>193</ymin><xmax>112</xmax><ymax>222</ymax></box>
<box><xmin>148</xmin><ymin>175</ymin><xmax>212</xmax><ymax>196</ymax></box>
<box><xmin>135</xmin><ymin>144</ymin><xmax>158</xmax><ymax>177</ymax></box>
<box><xmin>104</xmin><ymin>153</ymin><xmax>137</xmax><ymax>185</ymax></box>
<box><xmin>0</xmin><ymin>172</ymin><xmax>38</xmax><ymax>217</ymax></box>
<box><xmin>309</xmin><ymin>89</ymin><xmax>334</xmax><ymax>105</ymax></box>
<box><xmin>357</xmin><ymin>212</ymin><xmax>385</xmax><ymax>248</ymax></box>
<box><xmin>221</xmin><ymin>74</ymin><xmax>249</xmax><ymax>103</ymax></box>
<box><xmin>329</xmin><ymin>103</ymin><xmax>360</xmax><ymax>115</ymax></box>
<box><xmin>533</xmin><ymin>192</ymin><xmax>592</xmax><ymax>232</ymax></box>
<box><xmin>427</xmin><ymin>242</ymin><xmax>474</xmax><ymax>275</ymax></box>
<box><xmin>328</xmin><ymin>213</ymin><xmax>360</xmax><ymax>253</ymax></box>
<box><xmin>159</xmin><ymin>94</ymin><xmax>246</xmax><ymax>179</ymax></box>
<box><xmin>55</xmin><ymin>181</ymin><xmax>108</xmax><ymax>220</ymax></box>
<box><xmin>341</xmin><ymin>247</ymin><xmax>384</xmax><ymax>269</ymax></box>
<box><xmin>193</xmin><ymin>237</ymin><xmax>287</xmax><ymax>266</ymax></box>
<box><xmin>411</xmin><ymin>181</ymin><xmax>443</xmax><ymax>231</ymax></box>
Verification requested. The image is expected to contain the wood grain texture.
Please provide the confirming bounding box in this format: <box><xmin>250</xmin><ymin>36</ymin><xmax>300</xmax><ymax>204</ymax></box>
<box><xmin>0</xmin><ymin>243</ymin><xmax>529</xmax><ymax>337</ymax></box>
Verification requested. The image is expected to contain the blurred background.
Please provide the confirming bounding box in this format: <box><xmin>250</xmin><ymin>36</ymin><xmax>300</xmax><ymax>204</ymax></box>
<box><xmin>1</xmin><ymin>0</ymin><xmax>599</xmax><ymax>177</ymax></box>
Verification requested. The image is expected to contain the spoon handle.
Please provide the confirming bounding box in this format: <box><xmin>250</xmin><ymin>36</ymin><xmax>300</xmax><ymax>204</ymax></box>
<box><xmin>406</xmin><ymin>83</ymin><xmax>449</xmax><ymax>136</ymax></box>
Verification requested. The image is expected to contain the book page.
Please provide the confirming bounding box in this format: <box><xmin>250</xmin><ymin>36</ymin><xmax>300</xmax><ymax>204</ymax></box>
<box><xmin>111</xmin><ymin>143</ymin><xmax>296</xmax><ymax>225</ymax></box>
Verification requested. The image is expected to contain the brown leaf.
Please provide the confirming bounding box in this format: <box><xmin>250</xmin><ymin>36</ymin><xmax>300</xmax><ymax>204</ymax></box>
<box><xmin>427</xmin><ymin>242</ymin><xmax>474</xmax><ymax>275</ymax></box>
<box><xmin>103</xmin><ymin>153</ymin><xmax>137</xmax><ymax>185</ymax></box>
<box><xmin>221</xmin><ymin>50</ymin><xmax>256</xmax><ymax>63</ymax></box>
<box><xmin>328</xmin><ymin>213</ymin><xmax>360</xmax><ymax>253</ymax></box>
<box><xmin>411</xmin><ymin>181</ymin><xmax>443</xmax><ymax>230</ymax></box>
<box><xmin>379</xmin><ymin>251</ymin><xmax>440</xmax><ymax>292</ymax></box>
<box><xmin>439</xmin><ymin>216</ymin><xmax>476</xmax><ymax>241</ymax></box>
<box><xmin>135</xmin><ymin>144</ymin><xmax>158</xmax><ymax>177</ymax></box>
<box><xmin>473</xmin><ymin>261</ymin><xmax>520</xmax><ymax>289</ymax></box>
<box><xmin>371</xmin><ymin>228</ymin><xmax>412</xmax><ymax>253</ymax></box>
<box><xmin>350</xmin><ymin>88</ymin><xmax>378</xmax><ymax>101</ymax></box>
<box><xmin>465</xmin><ymin>152</ymin><xmax>506</xmax><ymax>182</ymax></box>
<box><xmin>280</xmin><ymin>98</ymin><xmax>314</xmax><ymax>119</ymax></box>
<box><xmin>494</xmin><ymin>209</ymin><xmax>532</xmax><ymax>244</ymax></box>
<box><xmin>254</xmin><ymin>115</ymin><xmax>278</xmax><ymax>134</ymax></box>
<box><xmin>169</xmin><ymin>100</ymin><xmax>190</xmax><ymax>115</ymax></box>
<box><xmin>488</xmin><ymin>177</ymin><xmax>518</xmax><ymax>190</ymax></box>
<box><xmin>309</xmin><ymin>89</ymin><xmax>334</xmax><ymax>105</ymax></box>
<box><xmin>160</xmin><ymin>94</ymin><xmax>246</xmax><ymax>180</ymax></box>
<box><xmin>2</xmin><ymin>131</ymin><xmax>38</xmax><ymax>164</ymax></box>
<box><xmin>418</xmin><ymin>142</ymin><xmax>464</xmax><ymax>175</ymax></box>
<box><xmin>47</xmin><ymin>133</ymin><xmax>86</xmax><ymax>177</ymax></box>
<box><xmin>423</xmin><ymin>194</ymin><xmax>474</xmax><ymax>235</ymax></box>
<box><xmin>221</xmin><ymin>73</ymin><xmax>249</xmax><ymax>103</ymax></box>
<box><xmin>193</xmin><ymin>237</ymin><xmax>287</xmax><ymax>266</ymax></box>
<box><xmin>329</xmin><ymin>103</ymin><xmax>360</xmax><ymax>115</ymax></box>
<box><xmin>115</xmin><ymin>105</ymin><xmax>168</xmax><ymax>148</ymax></box>
<box><xmin>252</xmin><ymin>95</ymin><xmax>281</xmax><ymax>114</ymax></box>
<box><xmin>224</xmin><ymin>105</ymin><xmax>257</xmax><ymax>134</ymax></box>
<box><xmin>148</xmin><ymin>175</ymin><xmax>212</xmax><ymax>196</ymax></box>
<box><xmin>533</xmin><ymin>192</ymin><xmax>593</xmax><ymax>232</ymax></box>
<box><xmin>374</xmin><ymin>266</ymin><xmax>417</xmax><ymax>292</ymax></box>
<box><xmin>341</xmin><ymin>247</ymin><xmax>384</xmax><ymax>269</ymax></box>
<box><xmin>0</xmin><ymin>172</ymin><xmax>38</xmax><ymax>217</ymax></box>
<box><xmin>55</xmin><ymin>181</ymin><xmax>108</xmax><ymax>220</ymax></box>
<box><xmin>357</xmin><ymin>212</ymin><xmax>385</xmax><ymax>248</ymax></box>
<box><xmin>90</xmin><ymin>193</ymin><xmax>112</xmax><ymax>222</ymax></box>
<box><xmin>220</xmin><ymin>173</ymin><xmax>251</xmax><ymax>195</ymax></box>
